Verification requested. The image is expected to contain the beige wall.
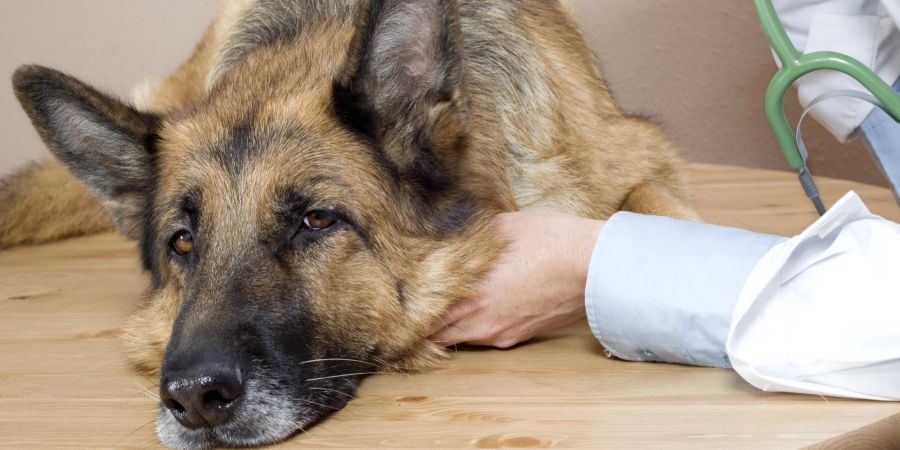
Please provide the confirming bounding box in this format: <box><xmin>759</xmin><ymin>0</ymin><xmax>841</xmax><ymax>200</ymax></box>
<box><xmin>0</xmin><ymin>1</ymin><xmax>886</xmax><ymax>186</ymax></box>
<box><xmin>0</xmin><ymin>0</ymin><xmax>218</xmax><ymax>176</ymax></box>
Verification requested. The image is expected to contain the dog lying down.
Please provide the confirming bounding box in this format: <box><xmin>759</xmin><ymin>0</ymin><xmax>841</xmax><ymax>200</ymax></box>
<box><xmin>2</xmin><ymin>0</ymin><xmax>698</xmax><ymax>448</ymax></box>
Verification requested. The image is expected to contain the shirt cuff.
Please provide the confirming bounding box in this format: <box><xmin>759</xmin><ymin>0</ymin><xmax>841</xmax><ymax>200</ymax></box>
<box><xmin>584</xmin><ymin>212</ymin><xmax>785</xmax><ymax>368</ymax></box>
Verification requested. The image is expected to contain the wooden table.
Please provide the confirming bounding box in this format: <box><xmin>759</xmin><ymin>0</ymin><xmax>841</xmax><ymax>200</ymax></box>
<box><xmin>1</xmin><ymin>164</ymin><xmax>898</xmax><ymax>449</ymax></box>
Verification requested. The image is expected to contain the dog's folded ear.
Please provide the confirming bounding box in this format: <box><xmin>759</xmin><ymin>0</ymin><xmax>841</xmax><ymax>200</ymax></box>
<box><xmin>12</xmin><ymin>65</ymin><xmax>158</xmax><ymax>239</ymax></box>
<box><xmin>337</xmin><ymin>0</ymin><xmax>467</xmax><ymax>191</ymax></box>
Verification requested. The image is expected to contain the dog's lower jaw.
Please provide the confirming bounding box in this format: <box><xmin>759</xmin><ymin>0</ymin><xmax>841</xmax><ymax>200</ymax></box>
<box><xmin>156</xmin><ymin>412</ymin><xmax>310</xmax><ymax>450</ymax></box>
<box><xmin>156</xmin><ymin>412</ymin><xmax>311</xmax><ymax>450</ymax></box>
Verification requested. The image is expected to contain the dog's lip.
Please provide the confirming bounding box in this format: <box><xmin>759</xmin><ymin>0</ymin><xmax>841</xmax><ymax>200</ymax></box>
<box><xmin>158</xmin><ymin>403</ymin><xmax>318</xmax><ymax>450</ymax></box>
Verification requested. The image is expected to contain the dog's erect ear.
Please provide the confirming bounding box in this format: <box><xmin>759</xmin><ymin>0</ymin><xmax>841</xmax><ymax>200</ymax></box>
<box><xmin>12</xmin><ymin>65</ymin><xmax>157</xmax><ymax>239</ymax></box>
<box><xmin>338</xmin><ymin>0</ymin><xmax>467</xmax><ymax>189</ymax></box>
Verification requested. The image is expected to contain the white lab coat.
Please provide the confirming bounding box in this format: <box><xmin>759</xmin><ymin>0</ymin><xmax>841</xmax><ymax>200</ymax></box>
<box><xmin>773</xmin><ymin>0</ymin><xmax>900</xmax><ymax>141</ymax></box>
<box><xmin>585</xmin><ymin>192</ymin><xmax>900</xmax><ymax>401</ymax></box>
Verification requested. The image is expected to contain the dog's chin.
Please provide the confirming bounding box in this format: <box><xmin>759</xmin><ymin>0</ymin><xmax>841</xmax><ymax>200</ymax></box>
<box><xmin>155</xmin><ymin>378</ymin><xmax>343</xmax><ymax>449</ymax></box>
<box><xmin>156</xmin><ymin>409</ymin><xmax>305</xmax><ymax>450</ymax></box>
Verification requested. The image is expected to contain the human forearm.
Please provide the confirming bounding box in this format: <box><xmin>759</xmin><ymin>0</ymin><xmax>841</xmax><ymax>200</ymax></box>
<box><xmin>585</xmin><ymin>212</ymin><xmax>785</xmax><ymax>367</ymax></box>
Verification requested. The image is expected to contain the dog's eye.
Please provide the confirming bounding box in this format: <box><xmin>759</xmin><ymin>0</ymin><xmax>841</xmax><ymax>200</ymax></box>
<box><xmin>302</xmin><ymin>210</ymin><xmax>336</xmax><ymax>231</ymax></box>
<box><xmin>171</xmin><ymin>230</ymin><xmax>194</xmax><ymax>256</ymax></box>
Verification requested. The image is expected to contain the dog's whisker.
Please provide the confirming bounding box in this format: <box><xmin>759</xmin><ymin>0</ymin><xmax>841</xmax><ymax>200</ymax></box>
<box><xmin>136</xmin><ymin>372</ymin><xmax>159</xmax><ymax>387</ymax></box>
<box><xmin>369</xmin><ymin>355</ymin><xmax>414</xmax><ymax>377</ymax></box>
<box><xmin>366</xmin><ymin>355</ymin><xmax>410</xmax><ymax>377</ymax></box>
<box><xmin>296</xmin><ymin>419</ymin><xmax>331</xmax><ymax>441</ymax></box>
<box><xmin>114</xmin><ymin>417</ymin><xmax>156</xmax><ymax>446</ymax></box>
<box><xmin>297</xmin><ymin>398</ymin><xmax>342</xmax><ymax>411</ymax></box>
<box><xmin>304</xmin><ymin>371</ymin><xmax>380</xmax><ymax>382</ymax></box>
<box><xmin>386</xmin><ymin>365</ymin><xmax>413</xmax><ymax>378</ymax></box>
<box><xmin>308</xmin><ymin>386</ymin><xmax>358</xmax><ymax>400</ymax></box>
<box><xmin>133</xmin><ymin>380</ymin><xmax>160</xmax><ymax>401</ymax></box>
<box><xmin>299</xmin><ymin>399</ymin><xmax>366</xmax><ymax>419</ymax></box>
<box><xmin>370</xmin><ymin>355</ymin><xmax>394</xmax><ymax>369</ymax></box>
<box><xmin>298</xmin><ymin>357</ymin><xmax>379</xmax><ymax>367</ymax></box>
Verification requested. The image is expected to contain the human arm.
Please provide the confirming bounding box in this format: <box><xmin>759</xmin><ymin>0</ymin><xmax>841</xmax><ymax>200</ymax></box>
<box><xmin>585</xmin><ymin>212</ymin><xmax>784</xmax><ymax>367</ymax></box>
<box><xmin>429</xmin><ymin>209</ymin><xmax>785</xmax><ymax>368</ymax></box>
<box><xmin>430</xmin><ymin>196</ymin><xmax>900</xmax><ymax>400</ymax></box>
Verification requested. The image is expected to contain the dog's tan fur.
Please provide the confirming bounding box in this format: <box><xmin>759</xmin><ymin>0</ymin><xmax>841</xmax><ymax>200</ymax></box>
<box><xmin>4</xmin><ymin>0</ymin><xmax>697</xmax><ymax>446</ymax></box>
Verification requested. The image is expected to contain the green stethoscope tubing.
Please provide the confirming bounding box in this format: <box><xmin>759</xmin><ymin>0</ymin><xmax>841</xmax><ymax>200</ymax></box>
<box><xmin>755</xmin><ymin>0</ymin><xmax>900</xmax><ymax>213</ymax></box>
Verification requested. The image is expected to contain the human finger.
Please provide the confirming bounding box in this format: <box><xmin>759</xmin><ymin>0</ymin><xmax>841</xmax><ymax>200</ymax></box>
<box><xmin>426</xmin><ymin>297</ymin><xmax>482</xmax><ymax>337</ymax></box>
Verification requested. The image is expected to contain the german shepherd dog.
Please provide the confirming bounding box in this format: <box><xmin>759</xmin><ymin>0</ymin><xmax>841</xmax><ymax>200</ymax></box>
<box><xmin>3</xmin><ymin>0</ymin><xmax>698</xmax><ymax>447</ymax></box>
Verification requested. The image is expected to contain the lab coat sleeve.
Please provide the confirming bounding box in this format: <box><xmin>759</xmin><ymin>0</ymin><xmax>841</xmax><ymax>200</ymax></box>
<box><xmin>584</xmin><ymin>212</ymin><xmax>785</xmax><ymax>368</ymax></box>
<box><xmin>726</xmin><ymin>191</ymin><xmax>900</xmax><ymax>401</ymax></box>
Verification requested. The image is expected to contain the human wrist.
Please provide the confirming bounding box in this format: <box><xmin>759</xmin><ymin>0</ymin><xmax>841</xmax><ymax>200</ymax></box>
<box><xmin>563</xmin><ymin>214</ymin><xmax>605</xmax><ymax>304</ymax></box>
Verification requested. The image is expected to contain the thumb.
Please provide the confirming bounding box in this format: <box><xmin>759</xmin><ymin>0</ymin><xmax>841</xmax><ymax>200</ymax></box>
<box><xmin>427</xmin><ymin>297</ymin><xmax>482</xmax><ymax>338</ymax></box>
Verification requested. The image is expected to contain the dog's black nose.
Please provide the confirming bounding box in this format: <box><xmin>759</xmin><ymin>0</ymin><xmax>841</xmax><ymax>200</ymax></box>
<box><xmin>160</xmin><ymin>366</ymin><xmax>244</xmax><ymax>429</ymax></box>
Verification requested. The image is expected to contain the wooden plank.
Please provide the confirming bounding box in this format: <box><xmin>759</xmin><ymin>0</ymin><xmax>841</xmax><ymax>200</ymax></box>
<box><xmin>806</xmin><ymin>413</ymin><xmax>900</xmax><ymax>450</ymax></box>
<box><xmin>0</xmin><ymin>164</ymin><xmax>897</xmax><ymax>449</ymax></box>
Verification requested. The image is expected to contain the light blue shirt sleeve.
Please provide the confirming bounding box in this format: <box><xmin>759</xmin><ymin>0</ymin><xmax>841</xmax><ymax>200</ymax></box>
<box><xmin>584</xmin><ymin>212</ymin><xmax>786</xmax><ymax>368</ymax></box>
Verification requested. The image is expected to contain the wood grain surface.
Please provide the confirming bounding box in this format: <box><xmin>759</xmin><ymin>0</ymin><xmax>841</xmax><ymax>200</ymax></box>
<box><xmin>807</xmin><ymin>412</ymin><xmax>900</xmax><ymax>450</ymax></box>
<box><xmin>1</xmin><ymin>164</ymin><xmax>898</xmax><ymax>449</ymax></box>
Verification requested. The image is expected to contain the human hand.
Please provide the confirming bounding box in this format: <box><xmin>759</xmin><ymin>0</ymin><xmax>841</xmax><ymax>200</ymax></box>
<box><xmin>429</xmin><ymin>210</ymin><xmax>605</xmax><ymax>348</ymax></box>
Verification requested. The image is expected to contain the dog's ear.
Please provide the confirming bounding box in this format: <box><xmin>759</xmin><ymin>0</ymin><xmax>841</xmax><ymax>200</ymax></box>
<box><xmin>337</xmin><ymin>0</ymin><xmax>467</xmax><ymax>190</ymax></box>
<box><xmin>12</xmin><ymin>65</ymin><xmax>158</xmax><ymax>239</ymax></box>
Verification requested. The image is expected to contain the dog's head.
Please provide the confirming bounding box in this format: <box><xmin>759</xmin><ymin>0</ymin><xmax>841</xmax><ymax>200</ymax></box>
<box><xmin>13</xmin><ymin>0</ymin><xmax>505</xmax><ymax>447</ymax></box>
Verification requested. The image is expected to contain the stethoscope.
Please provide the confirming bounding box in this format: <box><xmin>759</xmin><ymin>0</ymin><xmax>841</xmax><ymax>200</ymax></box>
<box><xmin>755</xmin><ymin>0</ymin><xmax>900</xmax><ymax>215</ymax></box>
